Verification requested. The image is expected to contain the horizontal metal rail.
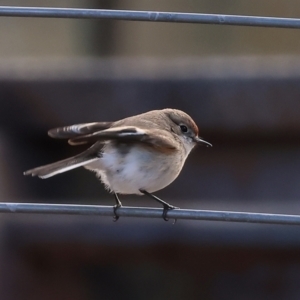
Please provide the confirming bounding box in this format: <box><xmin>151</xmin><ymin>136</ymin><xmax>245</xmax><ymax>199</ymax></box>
<box><xmin>0</xmin><ymin>6</ymin><xmax>300</xmax><ymax>29</ymax></box>
<box><xmin>1</xmin><ymin>202</ymin><xmax>300</xmax><ymax>225</ymax></box>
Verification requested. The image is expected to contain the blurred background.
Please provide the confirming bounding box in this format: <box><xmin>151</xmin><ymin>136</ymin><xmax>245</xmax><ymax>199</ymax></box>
<box><xmin>0</xmin><ymin>0</ymin><xmax>300</xmax><ymax>299</ymax></box>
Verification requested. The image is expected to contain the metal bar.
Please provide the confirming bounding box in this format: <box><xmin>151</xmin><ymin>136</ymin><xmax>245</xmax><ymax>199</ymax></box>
<box><xmin>1</xmin><ymin>202</ymin><xmax>300</xmax><ymax>225</ymax></box>
<box><xmin>0</xmin><ymin>6</ymin><xmax>300</xmax><ymax>29</ymax></box>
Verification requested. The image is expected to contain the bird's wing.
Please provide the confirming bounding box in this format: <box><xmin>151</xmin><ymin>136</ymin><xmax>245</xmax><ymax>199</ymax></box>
<box><xmin>48</xmin><ymin>122</ymin><xmax>113</xmax><ymax>139</ymax></box>
<box><xmin>24</xmin><ymin>127</ymin><xmax>177</xmax><ymax>179</ymax></box>
<box><xmin>69</xmin><ymin>126</ymin><xmax>177</xmax><ymax>151</ymax></box>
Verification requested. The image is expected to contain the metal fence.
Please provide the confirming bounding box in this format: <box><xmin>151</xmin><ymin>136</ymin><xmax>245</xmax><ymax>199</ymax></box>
<box><xmin>1</xmin><ymin>6</ymin><xmax>300</xmax><ymax>225</ymax></box>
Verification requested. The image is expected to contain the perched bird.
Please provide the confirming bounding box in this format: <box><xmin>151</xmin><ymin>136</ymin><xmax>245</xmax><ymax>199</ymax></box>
<box><xmin>24</xmin><ymin>109</ymin><xmax>212</xmax><ymax>221</ymax></box>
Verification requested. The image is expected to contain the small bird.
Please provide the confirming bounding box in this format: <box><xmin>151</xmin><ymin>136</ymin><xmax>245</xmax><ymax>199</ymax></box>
<box><xmin>24</xmin><ymin>109</ymin><xmax>212</xmax><ymax>221</ymax></box>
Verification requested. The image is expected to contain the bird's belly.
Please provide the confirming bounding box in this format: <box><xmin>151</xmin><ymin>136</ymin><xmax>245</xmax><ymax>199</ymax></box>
<box><xmin>85</xmin><ymin>146</ymin><xmax>183</xmax><ymax>195</ymax></box>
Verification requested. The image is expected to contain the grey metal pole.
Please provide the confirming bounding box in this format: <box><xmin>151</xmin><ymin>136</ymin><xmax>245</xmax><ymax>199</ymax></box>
<box><xmin>0</xmin><ymin>6</ymin><xmax>300</xmax><ymax>29</ymax></box>
<box><xmin>1</xmin><ymin>202</ymin><xmax>300</xmax><ymax>225</ymax></box>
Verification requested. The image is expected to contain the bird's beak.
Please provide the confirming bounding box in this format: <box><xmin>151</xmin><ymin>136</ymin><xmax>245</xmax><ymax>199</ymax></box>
<box><xmin>194</xmin><ymin>136</ymin><xmax>212</xmax><ymax>147</ymax></box>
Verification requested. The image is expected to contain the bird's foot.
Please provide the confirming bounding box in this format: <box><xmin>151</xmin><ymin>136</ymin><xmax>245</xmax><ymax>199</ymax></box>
<box><xmin>139</xmin><ymin>189</ymin><xmax>179</xmax><ymax>223</ymax></box>
<box><xmin>113</xmin><ymin>203</ymin><xmax>122</xmax><ymax>222</ymax></box>
<box><xmin>113</xmin><ymin>193</ymin><xmax>122</xmax><ymax>222</ymax></box>
<box><xmin>162</xmin><ymin>204</ymin><xmax>179</xmax><ymax>222</ymax></box>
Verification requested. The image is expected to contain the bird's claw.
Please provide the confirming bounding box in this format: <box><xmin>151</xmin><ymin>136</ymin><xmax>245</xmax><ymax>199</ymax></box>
<box><xmin>162</xmin><ymin>205</ymin><xmax>178</xmax><ymax>222</ymax></box>
<box><xmin>113</xmin><ymin>204</ymin><xmax>122</xmax><ymax>222</ymax></box>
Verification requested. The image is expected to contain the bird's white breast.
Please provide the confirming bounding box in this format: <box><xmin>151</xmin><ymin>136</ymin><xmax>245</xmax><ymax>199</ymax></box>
<box><xmin>85</xmin><ymin>143</ymin><xmax>186</xmax><ymax>195</ymax></box>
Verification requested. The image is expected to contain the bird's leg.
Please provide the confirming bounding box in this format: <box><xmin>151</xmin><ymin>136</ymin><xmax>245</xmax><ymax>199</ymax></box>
<box><xmin>113</xmin><ymin>193</ymin><xmax>122</xmax><ymax>222</ymax></box>
<box><xmin>139</xmin><ymin>189</ymin><xmax>178</xmax><ymax>221</ymax></box>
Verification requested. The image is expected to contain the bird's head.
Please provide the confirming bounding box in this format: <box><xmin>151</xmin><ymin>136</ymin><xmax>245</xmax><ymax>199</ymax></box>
<box><xmin>164</xmin><ymin>109</ymin><xmax>212</xmax><ymax>155</ymax></box>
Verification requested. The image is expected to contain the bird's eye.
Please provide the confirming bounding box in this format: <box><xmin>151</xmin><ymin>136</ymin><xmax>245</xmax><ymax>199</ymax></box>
<box><xmin>180</xmin><ymin>125</ymin><xmax>188</xmax><ymax>133</ymax></box>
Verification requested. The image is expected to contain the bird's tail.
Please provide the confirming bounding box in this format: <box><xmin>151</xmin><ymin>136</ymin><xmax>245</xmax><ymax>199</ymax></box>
<box><xmin>23</xmin><ymin>152</ymin><xmax>99</xmax><ymax>179</ymax></box>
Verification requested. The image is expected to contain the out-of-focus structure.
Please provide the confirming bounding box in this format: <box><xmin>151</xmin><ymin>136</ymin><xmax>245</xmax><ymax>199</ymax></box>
<box><xmin>0</xmin><ymin>1</ymin><xmax>300</xmax><ymax>299</ymax></box>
